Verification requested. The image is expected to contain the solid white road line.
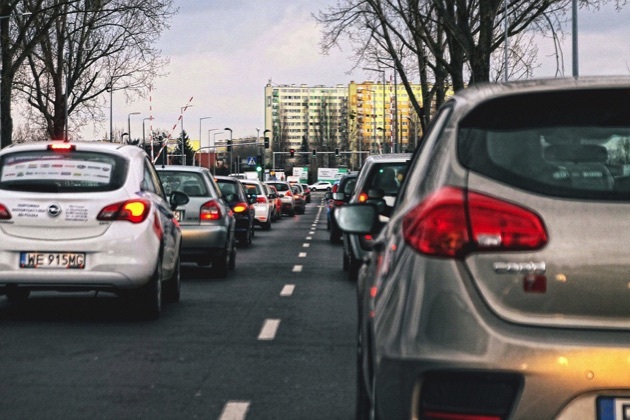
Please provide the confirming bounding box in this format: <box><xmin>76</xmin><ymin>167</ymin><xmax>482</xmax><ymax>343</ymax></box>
<box><xmin>219</xmin><ymin>401</ymin><xmax>250</xmax><ymax>420</ymax></box>
<box><xmin>280</xmin><ymin>284</ymin><xmax>295</xmax><ymax>296</ymax></box>
<box><xmin>258</xmin><ymin>319</ymin><xmax>281</xmax><ymax>340</ymax></box>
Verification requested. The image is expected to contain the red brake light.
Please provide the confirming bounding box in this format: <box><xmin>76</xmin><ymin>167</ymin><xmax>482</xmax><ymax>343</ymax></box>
<box><xmin>402</xmin><ymin>187</ymin><xmax>547</xmax><ymax>258</ymax></box>
<box><xmin>98</xmin><ymin>199</ymin><xmax>151</xmax><ymax>224</ymax></box>
<box><xmin>47</xmin><ymin>143</ymin><xmax>76</xmax><ymax>152</ymax></box>
<box><xmin>0</xmin><ymin>204</ymin><xmax>11</xmax><ymax>220</ymax></box>
<box><xmin>233</xmin><ymin>202</ymin><xmax>249</xmax><ymax>213</ymax></box>
<box><xmin>201</xmin><ymin>200</ymin><xmax>222</xmax><ymax>221</ymax></box>
<box><xmin>256</xmin><ymin>196</ymin><xmax>266</xmax><ymax>204</ymax></box>
<box><xmin>358</xmin><ymin>192</ymin><xmax>368</xmax><ymax>203</ymax></box>
<box><xmin>285</xmin><ymin>190</ymin><xmax>292</xmax><ymax>197</ymax></box>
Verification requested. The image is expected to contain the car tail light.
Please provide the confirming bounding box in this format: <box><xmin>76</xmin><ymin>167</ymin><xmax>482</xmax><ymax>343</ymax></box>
<box><xmin>256</xmin><ymin>196</ymin><xmax>267</xmax><ymax>204</ymax></box>
<box><xmin>333</xmin><ymin>199</ymin><xmax>345</xmax><ymax>207</ymax></box>
<box><xmin>98</xmin><ymin>199</ymin><xmax>151</xmax><ymax>223</ymax></box>
<box><xmin>403</xmin><ymin>187</ymin><xmax>547</xmax><ymax>258</ymax></box>
<box><xmin>358</xmin><ymin>191</ymin><xmax>368</xmax><ymax>203</ymax></box>
<box><xmin>0</xmin><ymin>204</ymin><xmax>11</xmax><ymax>220</ymax></box>
<box><xmin>285</xmin><ymin>190</ymin><xmax>292</xmax><ymax>197</ymax></box>
<box><xmin>232</xmin><ymin>202</ymin><xmax>249</xmax><ymax>213</ymax></box>
<box><xmin>200</xmin><ymin>200</ymin><xmax>222</xmax><ymax>221</ymax></box>
<box><xmin>47</xmin><ymin>142</ymin><xmax>76</xmax><ymax>151</ymax></box>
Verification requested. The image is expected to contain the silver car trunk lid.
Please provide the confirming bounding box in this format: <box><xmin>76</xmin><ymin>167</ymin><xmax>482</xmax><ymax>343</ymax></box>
<box><xmin>0</xmin><ymin>193</ymin><xmax>113</xmax><ymax>240</ymax></box>
<box><xmin>464</xmin><ymin>175</ymin><xmax>630</xmax><ymax>330</ymax></box>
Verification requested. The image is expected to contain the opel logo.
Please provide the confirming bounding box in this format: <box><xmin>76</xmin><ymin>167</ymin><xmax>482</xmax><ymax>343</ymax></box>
<box><xmin>47</xmin><ymin>203</ymin><xmax>62</xmax><ymax>218</ymax></box>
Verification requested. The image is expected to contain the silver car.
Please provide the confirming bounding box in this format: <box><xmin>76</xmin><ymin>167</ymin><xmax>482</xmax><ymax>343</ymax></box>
<box><xmin>157</xmin><ymin>165</ymin><xmax>236</xmax><ymax>277</ymax></box>
<box><xmin>0</xmin><ymin>141</ymin><xmax>187</xmax><ymax>320</ymax></box>
<box><xmin>336</xmin><ymin>77</ymin><xmax>630</xmax><ymax>419</ymax></box>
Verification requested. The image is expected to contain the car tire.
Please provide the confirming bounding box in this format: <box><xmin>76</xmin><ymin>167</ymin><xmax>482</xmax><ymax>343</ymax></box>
<box><xmin>162</xmin><ymin>255</ymin><xmax>181</xmax><ymax>304</ymax></box>
<box><xmin>342</xmin><ymin>247</ymin><xmax>349</xmax><ymax>271</ymax></box>
<box><xmin>289</xmin><ymin>209</ymin><xmax>295</xmax><ymax>217</ymax></box>
<box><xmin>5</xmin><ymin>287</ymin><xmax>30</xmax><ymax>303</ymax></box>
<box><xmin>228</xmin><ymin>244</ymin><xmax>236</xmax><ymax>270</ymax></box>
<box><xmin>136</xmin><ymin>261</ymin><xmax>162</xmax><ymax>320</ymax></box>
<box><xmin>348</xmin><ymin>252</ymin><xmax>361</xmax><ymax>282</ymax></box>
<box><xmin>213</xmin><ymin>250</ymin><xmax>229</xmax><ymax>278</ymax></box>
<box><xmin>356</xmin><ymin>331</ymin><xmax>371</xmax><ymax>420</ymax></box>
<box><xmin>262</xmin><ymin>219</ymin><xmax>272</xmax><ymax>230</ymax></box>
<box><xmin>239</xmin><ymin>227</ymin><xmax>253</xmax><ymax>248</ymax></box>
<box><xmin>330</xmin><ymin>227</ymin><xmax>342</xmax><ymax>244</ymax></box>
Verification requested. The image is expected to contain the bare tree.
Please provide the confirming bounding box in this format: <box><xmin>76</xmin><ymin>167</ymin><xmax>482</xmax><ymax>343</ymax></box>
<box><xmin>0</xmin><ymin>0</ymin><xmax>72</xmax><ymax>147</ymax></box>
<box><xmin>14</xmin><ymin>0</ymin><xmax>175</xmax><ymax>141</ymax></box>
<box><xmin>315</xmin><ymin>0</ymin><xmax>609</xmax><ymax>130</ymax></box>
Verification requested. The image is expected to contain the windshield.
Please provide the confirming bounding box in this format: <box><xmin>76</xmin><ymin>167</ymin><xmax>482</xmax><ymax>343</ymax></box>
<box><xmin>0</xmin><ymin>150</ymin><xmax>128</xmax><ymax>193</ymax></box>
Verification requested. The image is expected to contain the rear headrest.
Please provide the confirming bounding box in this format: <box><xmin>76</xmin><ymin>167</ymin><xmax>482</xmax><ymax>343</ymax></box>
<box><xmin>544</xmin><ymin>144</ymin><xmax>608</xmax><ymax>163</ymax></box>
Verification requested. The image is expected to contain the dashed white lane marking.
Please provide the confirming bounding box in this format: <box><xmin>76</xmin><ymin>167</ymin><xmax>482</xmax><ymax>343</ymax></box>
<box><xmin>302</xmin><ymin>243</ymin><xmax>310</xmax><ymax>248</ymax></box>
<box><xmin>280</xmin><ymin>284</ymin><xmax>295</xmax><ymax>296</ymax></box>
<box><xmin>306</xmin><ymin>236</ymin><xmax>312</xmax><ymax>240</ymax></box>
<box><xmin>299</xmin><ymin>252</ymin><xmax>307</xmax><ymax>258</ymax></box>
<box><xmin>309</xmin><ymin>231</ymin><xmax>315</xmax><ymax>234</ymax></box>
<box><xmin>219</xmin><ymin>401</ymin><xmax>250</xmax><ymax>420</ymax></box>
<box><xmin>292</xmin><ymin>265</ymin><xmax>303</xmax><ymax>272</ymax></box>
<box><xmin>258</xmin><ymin>319</ymin><xmax>281</xmax><ymax>340</ymax></box>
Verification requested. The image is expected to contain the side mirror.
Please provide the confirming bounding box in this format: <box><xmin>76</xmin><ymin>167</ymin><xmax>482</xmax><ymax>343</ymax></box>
<box><xmin>335</xmin><ymin>204</ymin><xmax>379</xmax><ymax>234</ymax></box>
<box><xmin>169</xmin><ymin>190</ymin><xmax>189</xmax><ymax>211</ymax></box>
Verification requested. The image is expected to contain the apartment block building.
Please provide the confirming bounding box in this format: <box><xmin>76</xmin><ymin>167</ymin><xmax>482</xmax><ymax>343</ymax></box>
<box><xmin>264</xmin><ymin>79</ymin><xmax>423</xmax><ymax>167</ymax></box>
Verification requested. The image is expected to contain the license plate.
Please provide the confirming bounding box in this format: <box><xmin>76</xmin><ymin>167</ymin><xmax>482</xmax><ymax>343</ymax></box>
<box><xmin>597</xmin><ymin>397</ymin><xmax>630</xmax><ymax>420</ymax></box>
<box><xmin>20</xmin><ymin>252</ymin><xmax>85</xmax><ymax>269</ymax></box>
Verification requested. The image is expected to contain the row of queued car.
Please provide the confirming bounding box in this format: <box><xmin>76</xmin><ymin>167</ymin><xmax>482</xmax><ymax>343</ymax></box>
<box><xmin>0</xmin><ymin>142</ymin><xmax>311</xmax><ymax>321</ymax></box>
<box><xmin>334</xmin><ymin>77</ymin><xmax>630</xmax><ymax>419</ymax></box>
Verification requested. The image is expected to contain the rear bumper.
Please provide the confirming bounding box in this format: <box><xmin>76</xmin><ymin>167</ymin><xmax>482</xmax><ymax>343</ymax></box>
<box><xmin>179</xmin><ymin>224</ymin><xmax>229</xmax><ymax>260</ymax></box>
<box><xmin>0</xmin><ymin>227</ymin><xmax>160</xmax><ymax>290</ymax></box>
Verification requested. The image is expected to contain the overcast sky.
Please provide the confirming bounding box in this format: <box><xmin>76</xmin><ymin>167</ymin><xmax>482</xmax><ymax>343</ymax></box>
<box><xmin>100</xmin><ymin>0</ymin><xmax>630</xmax><ymax>145</ymax></box>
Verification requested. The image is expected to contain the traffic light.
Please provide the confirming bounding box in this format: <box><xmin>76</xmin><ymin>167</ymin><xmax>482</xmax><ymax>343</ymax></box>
<box><xmin>312</xmin><ymin>149</ymin><xmax>317</xmax><ymax>157</ymax></box>
<box><xmin>289</xmin><ymin>148</ymin><xmax>295</xmax><ymax>157</ymax></box>
<box><xmin>264</xmin><ymin>137</ymin><xmax>270</xmax><ymax>149</ymax></box>
<box><xmin>334</xmin><ymin>148</ymin><xmax>339</xmax><ymax>157</ymax></box>
<box><xmin>227</xmin><ymin>139</ymin><xmax>233</xmax><ymax>152</ymax></box>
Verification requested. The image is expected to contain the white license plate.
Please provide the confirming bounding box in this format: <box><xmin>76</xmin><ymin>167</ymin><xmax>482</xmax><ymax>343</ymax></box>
<box><xmin>20</xmin><ymin>252</ymin><xmax>85</xmax><ymax>269</ymax></box>
<box><xmin>597</xmin><ymin>397</ymin><xmax>630</xmax><ymax>420</ymax></box>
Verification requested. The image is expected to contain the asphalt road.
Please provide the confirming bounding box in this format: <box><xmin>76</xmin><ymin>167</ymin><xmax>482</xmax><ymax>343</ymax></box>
<box><xmin>0</xmin><ymin>194</ymin><xmax>357</xmax><ymax>420</ymax></box>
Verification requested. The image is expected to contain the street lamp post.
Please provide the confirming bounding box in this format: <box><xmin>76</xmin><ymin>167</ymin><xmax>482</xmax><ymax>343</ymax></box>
<box><xmin>199</xmin><ymin>116</ymin><xmax>212</xmax><ymax>149</ymax></box>
<box><xmin>127</xmin><ymin>112</ymin><xmax>140</xmax><ymax>144</ymax></box>
<box><xmin>224</xmin><ymin>127</ymin><xmax>233</xmax><ymax>173</ymax></box>
<box><xmin>180</xmin><ymin>105</ymin><xmax>194</xmax><ymax>165</ymax></box>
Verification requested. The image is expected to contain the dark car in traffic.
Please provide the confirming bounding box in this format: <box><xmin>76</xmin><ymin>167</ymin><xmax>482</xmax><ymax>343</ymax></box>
<box><xmin>214</xmin><ymin>175</ymin><xmax>256</xmax><ymax>248</ymax></box>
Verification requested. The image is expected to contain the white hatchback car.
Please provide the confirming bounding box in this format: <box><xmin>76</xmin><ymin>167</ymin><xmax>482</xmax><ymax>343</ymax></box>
<box><xmin>0</xmin><ymin>141</ymin><xmax>187</xmax><ymax>319</ymax></box>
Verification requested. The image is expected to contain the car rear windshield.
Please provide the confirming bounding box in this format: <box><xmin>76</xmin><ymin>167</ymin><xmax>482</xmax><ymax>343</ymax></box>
<box><xmin>0</xmin><ymin>150</ymin><xmax>128</xmax><ymax>192</ymax></box>
<box><xmin>458</xmin><ymin>88</ymin><xmax>630</xmax><ymax>200</ymax></box>
<box><xmin>365</xmin><ymin>163</ymin><xmax>407</xmax><ymax>196</ymax></box>
<box><xmin>244</xmin><ymin>182</ymin><xmax>263</xmax><ymax>195</ymax></box>
<box><xmin>268</xmin><ymin>182</ymin><xmax>289</xmax><ymax>192</ymax></box>
<box><xmin>159</xmin><ymin>171</ymin><xmax>209</xmax><ymax>197</ymax></box>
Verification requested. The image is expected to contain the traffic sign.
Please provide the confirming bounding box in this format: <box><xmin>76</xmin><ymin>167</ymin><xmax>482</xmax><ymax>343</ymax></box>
<box><xmin>246</xmin><ymin>157</ymin><xmax>257</xmax><ymax>166</ymax></box>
